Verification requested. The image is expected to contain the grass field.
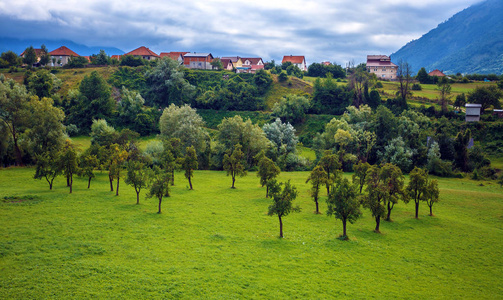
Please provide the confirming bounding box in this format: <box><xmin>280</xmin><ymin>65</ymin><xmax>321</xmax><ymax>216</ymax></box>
<box><xmin>1</xmin><ymin>167</ymin><xmax>502</xmax><ymax>298</ymax></box>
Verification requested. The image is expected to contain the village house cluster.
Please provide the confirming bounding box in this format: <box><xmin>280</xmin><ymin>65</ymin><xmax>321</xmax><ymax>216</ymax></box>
<box><xmin>21</xmin><ymin>45</ymin><xmax>308</xmax><ymax>74</ymax></box>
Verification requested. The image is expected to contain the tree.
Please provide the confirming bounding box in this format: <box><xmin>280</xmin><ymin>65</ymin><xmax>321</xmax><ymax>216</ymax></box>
<box><xmin>272</xmin><ymin>94</ymin><xmax>310</xmax><ymax>124</ymax></box>
<box><xmin>145</xmin><ymin>57</ymin><xmax>196</xmax><ymax>106</ymax></box>
<box><xmin>181</xmin><ymin>146</ymin><xmax>198</xmax><ymax>190</ymax></box>
<box><xmin>407</xmin><ymin>167</ymin><xmax>428</xmax><ymax>219</ymax></box>
<box><xmin>267</xmin><ymin>179</ymin><xmax>300</xmax><ymax>238</ymax></box>
<box><xmin>23</xmin><ymin>46</ymin><xmax>37</xmax><ymax>66</ymax></box>
<box><xmin>59</xmin><ymin>140</ymin><xmax>78</xmax><ymax>194</ymax></box>
<box><xmin>278</xmin><ymin>71</ymin><xmax>288</xmax><ymax>82</ymax></box>
<box><xmin>78</xmin><ymin>150</ymin><xmax>99</xmax><ymax>189</ymax></box>
<box><xmin>467</xmin><ymin>86</ymin><xmax>503</xmax><ymax>112</ymax></box>
<box><xmin>326</xmin><ymin>178</ymin><xmax>362</xmax><ymax>239</ymax></box>
<box><xmin>223</xmin><ymin>144</ymin><xmax>247</xmax><ymax>188</ymax></box>
<box><xmin>263</xmin><ymin>118</ymin><xmax>298</xmax><ymax>156</ymax></box>
<box><xmin>160</xmin><ymin>138</ymin><xmax>182</xmax><ymax>186</ymax></box>
<box><xmin>26</xmin><ymin>70</ymin><xmax>56</xmax><ymax>99</ymax></box>
<box><xmin>39</xmin><ymin>44</ymin><xmax>50</xmax><ymax>66</ymax></box>
<box><xmin>454</xmin><ymin>129</ymin><xmax>471</xmax><ymax>172</ymax></box>
<box><xmin>416</xmin><ymin>67</ymin><xmax>431</xmax><ymax>84</ymax></box>
<box><xmin>253</xmin><ymin>70</ymin><xmax>273</xmax><ymax>94</ymax></box>
<box><xmin>117</xmin><ymin>86</ymin><xmax>145</xmax><ymax>128</ymax></box>
<box><xmin>91</xmin><ymin>50</ymin><xmax>110</xmax><ymax>65</ymax></box>
<box><xmin>311</xmin><ymin>74</ymin><xmax>353</xmax><ymax>115</ymax></box>
<box><xmin>425</xmin><ymin>179</ymin><xmax>439</xmax><ymax>216</ymax></box>
<box><xmin>318</xmin><ymin>151</ymin><xmax>342</xmax><ymax>195</ymax></box>
<box><xmin>380</xmin><ymin>163</ymin><xmax>407</xmax><ymax>221</ymax></box>
<box><xmin>454</xmin><ymin>93</ymin><xmax>466</xmax><ymax>111</ymax></box>
<box><xmin>379</xmin><ymin>137</ymin><xmax>414</xmax><ymax>173</ymax></box>
<box><xmin>159</xmin><ymin>104</ymin><xmax>208</xmax><ymax>155</ymax></box>
<box><xmin>1</xmin><ymin>51</ymin><xmax>21</xmax><ymax>67</ymax></box>
<box><xmin>125</xmin><ymin>159</ymin><xmax>150</xmax><ymax>204</ymax></box>
<box><xmin>352</xmin><ymin>160</ymin><xmax>370</xmax><ymax>193</ymax></box>
<box><xmin>0</xmin><ymin>76</ymin><xmax>31</xmax><ymax>165</ymax></box>
<box><xmin>306</xmin><ymin>165</ymin><xmax>327</xmax><ymax>214</ymax></box>
<box><xmin>109</xmin><ymin>143</ymin><xmax>129</xmax><ymax>196</ymax></box>
<box><xmin>436</xmin><ymin>77</ymin><xmax>452</xmax><ymax>113</ymax></box>
<box><xmin>257</xmin><ymin>155</ymin><xmax>280</xmax><ymax>197</ymax></box>
<box><xmin>396</xmin><ymin>60</ymin><xmax>412</xmax><ymax>102</ymax></box>
<box><xmin>210</xmin><ymin>58</ymin><xmax>223</xmax><ymax>70</ymax></box>
<box><xmin>362</xmin><ymin>165</ymin><xmax>387</xmax><ymax>233</ymax></box>
<box><xmin>33</xmin><ymin>150</ymin><xmax>61</xmax><ymax>190</ymax></box>
<box><xmin>147</xmin><ymin>166</ymin><xmax>171</xmax><ymax>213</ymax></box>
<box><xmin>349</xmin><ymin>69</ymin><xmax>371</xmax><ymax>107</ymax></box>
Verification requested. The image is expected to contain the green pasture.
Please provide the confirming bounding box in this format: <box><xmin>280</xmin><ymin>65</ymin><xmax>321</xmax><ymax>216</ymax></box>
<box><xmin>1</xmin><ymin>168</ymin><xmax>502</xmax><ymax>298</ymax></box>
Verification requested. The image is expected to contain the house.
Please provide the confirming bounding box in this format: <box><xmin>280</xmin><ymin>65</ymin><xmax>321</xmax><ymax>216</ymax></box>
<box><xmin>159</xmin><ymin>52</ymin><xmax>188</xmax><ymax>64</ymax></box>
<box><xmin>366</xmin><ymin>55</ymin><xmax>397</xmax><ymax>80</ymax></box>
<box><xmin>238</xmin><ymin>57</ymin><xmax>264</xmax><ymax>73</ymax></box>
<box><xmin>124</xmin><ymin>46</ymin><xmax>160</xmax><ymax>60</ymax></box>
<box><xmin>222</xmin><ymin>56</ymin><xmax>243</xmax><ymax>68</ymax></box>
<box><xmin>111</xmin><ymin>55</ymin><xmax>122</xmax><ymax>61</ymax></box>
<box><xmin>241</xmin><ymin>57</ymin><xmax>264</xmax><ymax>66</ymax></box>
<box><xmin>49</xmin><ymin>46</ymin><xmax>80</xmax><ymax>66</ymax></box>
<box><xmin>282</xmin><ymin>55</ymin><xmax>307</xmax><ymax>71</ymax></box>
<box><xmin>183</xmin><ymin>53</ymin><xmax>214</xmax><ymax>69</ymax></box>
<box><xmin>20</xmin><ymin>48</ymin><xmax>44</xmax><ymax>64</ymax></box>
<box><xmin>322</xmin><ymin>61</ymin><xmax>331</xmax><ymax>66</ymax></box>
<box><xmin>220</xmin><ymin>58</ymin><xmax>234</xmax><ymax>70</ymax></box>
<box><xmin>493</xmin><ymin>109</ymin><xmax>503</xmax><ymax>118</ymax></box>
<box><xmin>465</xmin><ymin>103</ymin><xmax>482</xmax><ymax>122</ymax></box>
<box><xmin>428</xmin><ymin>69</ymin><xmax>446</xmax><ymax>77</ymax></box>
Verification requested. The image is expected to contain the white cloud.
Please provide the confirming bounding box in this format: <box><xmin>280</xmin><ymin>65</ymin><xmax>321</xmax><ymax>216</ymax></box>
<box><xmin>0</xmin><ymin>0</ymin><xmax>484</xmax><ymax>63</ymax></box>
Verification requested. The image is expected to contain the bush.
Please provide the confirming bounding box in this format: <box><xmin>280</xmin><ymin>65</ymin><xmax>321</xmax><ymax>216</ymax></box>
<box><xmin>374</xmin><ymin>81</ymin><xmax>383</xmax><ymax>88</ymax></box>
<box><xmin>411</xmin><ymin>83</ymin><xmax>422</xmax><ymax>91</ymax></box>
<box><xmin>278</xmin><ymin>71</ymin><xmax>288</xmax><ymax>82</ymax></box>
<box><xmin>66</xmin><ymin>124</ymin><xmax>79</xmax><ymax>137</ymax></box>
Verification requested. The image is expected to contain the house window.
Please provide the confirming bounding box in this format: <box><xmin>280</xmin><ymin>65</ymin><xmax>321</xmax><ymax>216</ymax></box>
<box><xmin>382</xmin><ymin>75</ymin><xmax>385</xmax><ymax>77</ymax></box>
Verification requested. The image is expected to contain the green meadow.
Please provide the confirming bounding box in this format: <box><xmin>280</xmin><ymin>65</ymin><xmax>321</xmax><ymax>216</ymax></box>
<box><xmin>1</xmin><ymin>167</ymin><xmax>502</xmax><ymax>298</ymax></box>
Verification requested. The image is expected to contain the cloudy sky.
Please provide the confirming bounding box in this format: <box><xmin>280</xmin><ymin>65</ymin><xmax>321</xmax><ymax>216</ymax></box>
<box><xmin>0</xmin><ymin>0</ymin><xmax>483</xmax><ymax>64</ymax></box>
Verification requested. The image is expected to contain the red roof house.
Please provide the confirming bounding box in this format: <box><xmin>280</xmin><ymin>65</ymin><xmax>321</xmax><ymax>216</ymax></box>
<box><xmin>159</xmin><ymin>52</ymin><xmax>188</xmax><ymax>64</ymax></box>
<box><xmin>49</xmin><ymin>46</ymin><xmax>80</xmax><ymax>66</ymax></box>
<box><xmin>366</xmin><ymin>55</ymin><xmax>398</xmax><ymax>80</ymax></box>
<box><xmin>282</xmin><ymin>55</ymin><xmax>307</xmax><ymax>71</ymax></box>
<box><xmin>428</xmin><ymin>69</ymin><xmax>446</xmax><ymax>77</ymax></box>
<box><xmin>125</xmin><ymin>46</ymin><xmax>160</xmax><ymax>60</ymax></box>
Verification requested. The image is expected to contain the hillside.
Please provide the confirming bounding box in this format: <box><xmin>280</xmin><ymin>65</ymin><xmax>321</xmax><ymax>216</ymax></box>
<box><xmin>391</xmin><ymin>0</ymin><xmax>503</xmax><ymax>75</ymax></box>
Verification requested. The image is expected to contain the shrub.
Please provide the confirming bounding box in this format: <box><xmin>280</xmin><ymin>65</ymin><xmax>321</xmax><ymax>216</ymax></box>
<box><xmin>278</xmin><ymin>71</ymin><xmax>288</xmax><ymax>82</ymax></box>
<box><xmin>374</xmin><ymin>81</ymin><xmax>383</xmax><ymax>88</ymax></box>
<box><xmin>411</xmin><ymin>83</ymin><xmax>422</xmax><ymax>91</ymax></box>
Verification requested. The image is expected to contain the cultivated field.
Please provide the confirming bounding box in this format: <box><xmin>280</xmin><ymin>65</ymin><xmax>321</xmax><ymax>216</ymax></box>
<box><xmin>1</xmin><ymin>168</ymin><xmax>502</xmax><ymax>298</ymax></box>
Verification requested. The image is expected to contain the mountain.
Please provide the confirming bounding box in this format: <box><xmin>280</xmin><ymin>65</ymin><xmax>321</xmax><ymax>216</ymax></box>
<box><xmin>391</xmin><ymin>0</ymin><xmax>503</xmax><ymax>75</ymax></box>
<box><xmin>0</xmin><ymin>37</ymin><xmax>125</xmax><ymax>56</ymax></box>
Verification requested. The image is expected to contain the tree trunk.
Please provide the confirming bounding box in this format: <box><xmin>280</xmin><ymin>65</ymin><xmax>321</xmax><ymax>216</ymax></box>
<box><xmin>231</xmin><ymin>176</ymin><xmax>235</xmax><ymax>188</ymax></box>
<box><xmin>386</xmin><ymin>202</ymin><xmax>394</xmax><ymax>221</ymax></box>
<box><xmin>342</xmin><ymin>218</ymin><xmax>347</xmax><ymax>237</ymax></box>
<box><xmin>171</xmin><ymin>170</ymin><xmax>175</xmax><ymax>186</ymax></box>
<box><xmin>109</xmin><ymin>174</ymin><xmax>114</xmax><ymax>192</ymax></box>
<box><xmin>415</xmin><ymin>201</ymin><xmax>419</xmax><ymax>219</ymax></box>
<box><xmin>315</xmin><ymin>199</ymin><xmax>319</xmax><ymax>214</ymax></box>
<box><xmin>326</xmin><ymin>183</ymin><xmax>330</xmax><ymax>196</ymax></box>
<box><xmin>429</xmin><ymin>205</ymin><xmax>433</xmax><ymax>216</ymax></box>
<box><xmin>374</xmin><ymin>216</ymin><xmax>381</xmax><ymax>233</ymax></box>
<box><xmin>116</xmin><ymin>175</ymin><xmax>120</xmax><ymax>196</ymax></box>
<box><xmin>69</xmin><ymin>175</ymin><xmax>73</xmax><ymax>194</ymax></box>
<box><xmin>88</xmin><ymin>177</ymin><xmax>91</xmax><ymax>189</ymax></box>
<box><xmin>158</xmin><ymin>196</ymin><xmax>162</xmax><ymax>214</ymax></box>
<box><xmin>12</xmin><ymin>131</ymin><xmax>23</xmax><ymax>166</ymax></box>
<box><xmin>266</xmin><ymin>185</ymin><xmax>269</xmax><ymax>198</ymax></box>
<box><xmin>67</xmin><ymin>175</ymin><xmax>70</xmax><ymax>187</ymax></box>
<box><xmin>136</xmin><ymin>191</ymin><xmax>140</xmax><ymax>205</ymax></box>
<box><xmin>279</xmin><ymin>215</ymin><xmax>283</xmax><ymax>238</ymax></box>
<box><xmin>188</xmin><ymin>177</ymin><xmax>193</xmax><ymax>190</ymax></box>
<box><xmin>49</xmin><ymin>181</ymin><xmax>53</xmax><ymax>190</ymax></box>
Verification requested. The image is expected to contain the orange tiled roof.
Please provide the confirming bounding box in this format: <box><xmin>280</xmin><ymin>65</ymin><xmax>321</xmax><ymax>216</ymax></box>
<box><xmin>160</xmin><ymin>52</ymin><xmax>188</xmax><ymax>60</ymax></box>
<box><xmin>428</xmin><ymin>69</ymin><xmax>446</xmax><ymax>77</ymax></box>
<box><xmin>49</xmin><ymin>46</ymin><xmax>79</xmax><ymax>57</ymax></box>
<box><xmin>111</xmin><ymin>55</ymin><xmax>122</xmax><ymax>60</ymax></box>
<box><xmin>125</xmin><ymin>46</ymin><xmax>160</xmax><ymax>57</ymax></box>
<box><xmin>282</xmin><ymin>55</ymin><xmax>305</xmax><ymax>64</ymax></box>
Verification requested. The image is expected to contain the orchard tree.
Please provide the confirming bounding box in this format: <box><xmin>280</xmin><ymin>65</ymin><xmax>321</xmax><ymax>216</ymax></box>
<box><xmin>407</xmin><ymin>167</ymin><xmax>428</xmax><ymax>219</ymax></box>
<box><xmin>23</xmin><ymin>46</ymin><xmax>37</xmax><ymax>66</ymax></box>
<box><xmin>267</xmin><ymin>179</ymin><xmax>300</xmax><ymax>238</ymax></box>
<box><xmin>326</xmin><ymin>178</ymin><xmax>362</xmax><ymax>239</ymax></box>
<box><xmin>109</xmin><ymin>143</ymin><xmax>129</xmax><ymax>196</ymax></box>
<box><xmin>223</xmin><ymin>144</ymin><xmax>247</xmax><ymax>188</ymax></box>
<box><xmin>318</xmin><ymin>151</ymin><xmax>342</xmax><ymax>195</ymax></box>
<box><xmin>352</xmin><ymin>160</ymin><xmax>370</xmax><ymax>193</ymax></box>
<box><xmin>161</xmin><ymin>138</ymin><xmax>182</xmax><ymax>186</ymax></box>
<box><xmin>305</xmin><ymin>165</ymin><xmax>327</xmax><ymax>214</ymax></box>
<box><xmin>362</xmin><ymin>165</ymin><xmax>387</xmax><ymax>233</ymax></box>
<box><xmin>0</xmin><ymin>76</ymin><xmax>31</xmax><ymax>165</ymax></box>
<box><xmin>59</xmin><ymin>141</ymin><xmax>78</xmax><ymax>194</ymax></box>
<box><xmin>125</xmin><ymin>159</ymin><xmax>150</xmax><ymax>204</ymax></box>
<box><xmin>380</xmin><ymin>163</ymin><xmax>407</xmax><ymax>221</ymax></box>
<box><xmin>436</xmin><ymin>77</ymin><xmax>452</xmax><ymax>113</ymax></box>
<box><xmin>425</xmin><ymin>179</ymin><xmax>440</xmax><ymax>216</ymax></box>
<box><xmin>257</xmin><ymin>155</ymin><xmax>280</xmax><ymax>197</ymax></box>
<box><xmin>181</xmin><ymin>146</ymin><xmax>198</xmax><ymax>190</ymax></box>
<box><xmin>78</xmin><ymin>150</ymin><xmax>99</xmax><ymax>189</ymax></box>
<box><xmin>33</xmin><ymin>150</ymin><xmax>61</xmax><ymax>190</ymax></box>
<box><xmin>147</xmin><ymin>166</ymin><xmax>171</xmax><ymax>214</ymax></box>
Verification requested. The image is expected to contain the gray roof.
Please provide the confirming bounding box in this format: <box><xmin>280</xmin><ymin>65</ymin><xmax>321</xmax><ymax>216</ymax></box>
<box><xmin>465</xmin><ymin>103</ymin><xmax>482</xmax><ymax>107</ymax></box>
<box><xmin>184</xmin><ymin>53</ymin><xmax>212</xmax><ymax>58</ymax></box>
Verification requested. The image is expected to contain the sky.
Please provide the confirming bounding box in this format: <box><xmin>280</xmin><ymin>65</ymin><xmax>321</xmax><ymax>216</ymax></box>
<box><xmin>0</xmin><ymin>0</ymin><xmax>484</xmax><ymax>64</ymax></box>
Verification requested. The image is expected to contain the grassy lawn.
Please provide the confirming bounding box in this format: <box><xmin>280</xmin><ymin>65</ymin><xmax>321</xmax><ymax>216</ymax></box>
<box><xmin>1</xmin><ymin>168</ymin><xmax>502</xmax><ymax>298</ymax></box>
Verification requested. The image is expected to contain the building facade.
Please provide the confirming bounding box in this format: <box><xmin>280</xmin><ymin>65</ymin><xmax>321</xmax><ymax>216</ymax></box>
<box><xmin>366</xmin><ymin>55</ymin><xmax>397</xmax><ymax>80</ymax></box>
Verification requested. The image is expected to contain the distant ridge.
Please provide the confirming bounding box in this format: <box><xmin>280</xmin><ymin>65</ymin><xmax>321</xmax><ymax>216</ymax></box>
<box><xmin>0</xmin><ymin>37</ymin><xmax>125</xmax><ymax>56</ymax></box>
<box><xmin>391</xmin><ymin>0</ymin><xmax>503</xmax><ymax>75</ymax></box>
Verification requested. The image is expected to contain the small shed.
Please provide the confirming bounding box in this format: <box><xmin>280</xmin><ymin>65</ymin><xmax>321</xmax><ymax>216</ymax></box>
<box><xmin>493</xmin><ymin>109</ymin><xmax>503</xmax><ymax>118</ymax></box>
<box><xmin>465</xmin><ymin>103</ymin><xmax>482</xmax><ymax>122</ymax></box>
